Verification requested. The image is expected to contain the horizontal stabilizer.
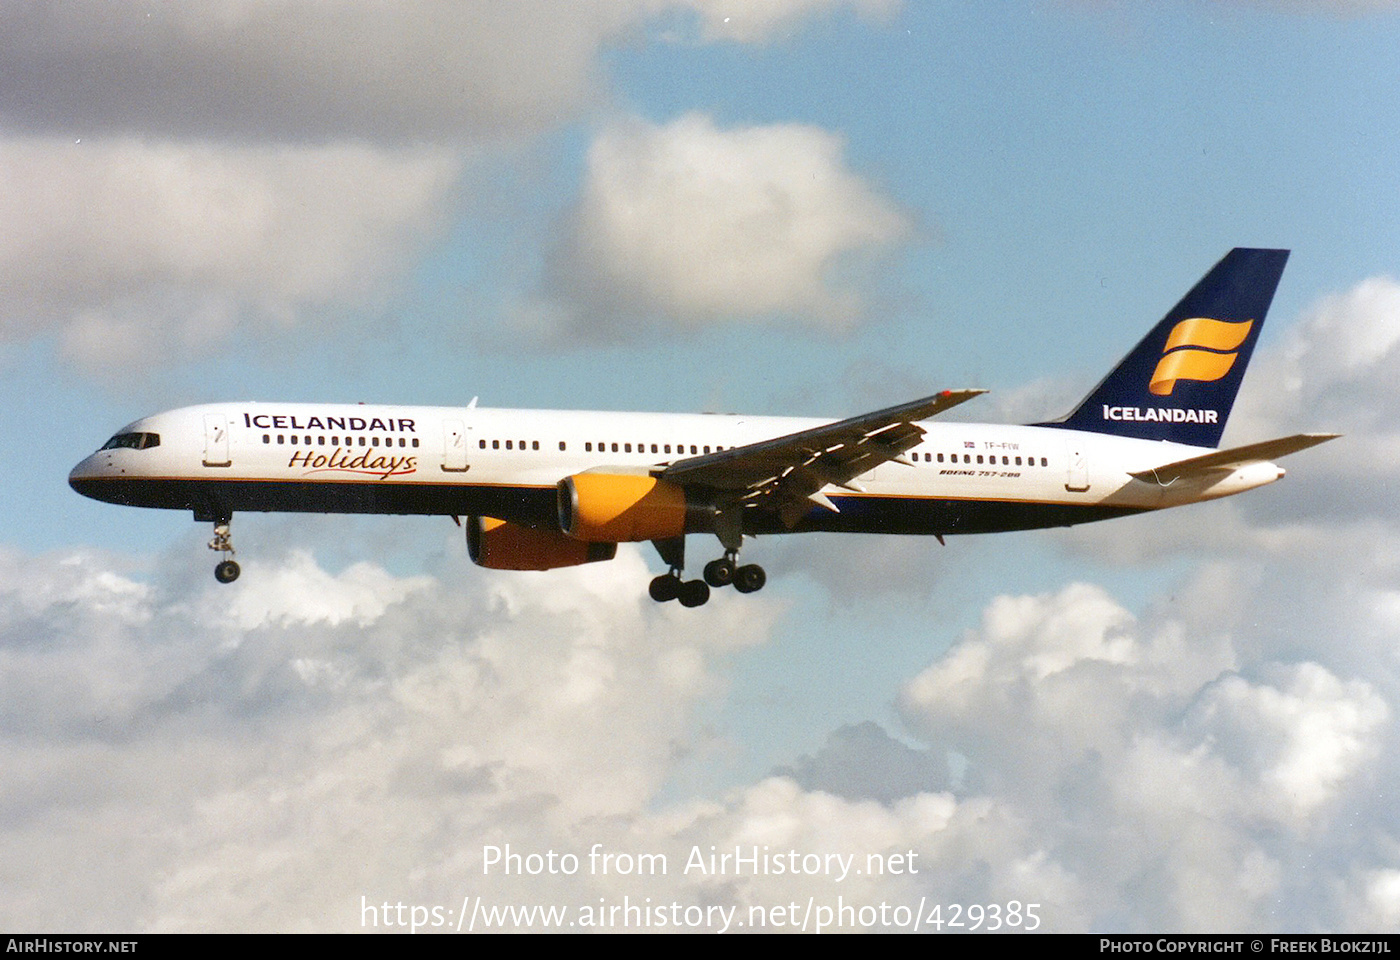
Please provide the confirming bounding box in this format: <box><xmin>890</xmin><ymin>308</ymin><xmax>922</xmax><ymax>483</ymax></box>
<box><xmin>1131</xmin><ymin>433</ymin><xmax>1339</xmax><ymax>484</ymax></box>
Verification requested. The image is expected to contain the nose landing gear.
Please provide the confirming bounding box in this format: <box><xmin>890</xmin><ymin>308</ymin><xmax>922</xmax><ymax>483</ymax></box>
<box><xmin>209</xmin><ymin>519</ymin><xmax>240</xmax><ymax>583</ymax></box>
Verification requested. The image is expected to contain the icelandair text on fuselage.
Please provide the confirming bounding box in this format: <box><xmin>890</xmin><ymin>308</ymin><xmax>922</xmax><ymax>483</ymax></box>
<box><xmin>242</xmin><ymin>411</ymin><xmax>420</xmax><ymax>479</ymax></box>
<box><xmin>1102</xmin><ymin>405</ymin><xmax>1220</xmax><ymax>424</ymax></box>
<box><xmin>481</xmin><ymin>843</ymin><xmax>917</xmax><ymax>882</ymax></box>
<box><xmin>242</xmin><ymin>412</ymin><xmax>417</xmax><ymax>434</ymax></box>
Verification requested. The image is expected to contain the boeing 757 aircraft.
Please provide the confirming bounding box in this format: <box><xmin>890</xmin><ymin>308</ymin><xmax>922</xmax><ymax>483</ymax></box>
<box><xmin>70</xmin><ymin>249</ymin><xmax>1336</xmax><ymax>606</ymax></box>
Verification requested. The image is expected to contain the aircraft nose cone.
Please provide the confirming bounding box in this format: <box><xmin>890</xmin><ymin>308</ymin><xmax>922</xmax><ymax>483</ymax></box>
<box><xmin>69</xmin><ymin>454</ymin><xmax>104</xmax><ymax>499</ymax></box>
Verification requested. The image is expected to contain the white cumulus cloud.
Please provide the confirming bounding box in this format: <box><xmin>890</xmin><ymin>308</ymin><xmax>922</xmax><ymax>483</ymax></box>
<box><xmin>896</xmin><ymin>577</ymin><xmax>1396</xmax><ymax>929</ymax></box>
<box><xmin>1</xmin><ymin>537</ymin><xmax>1396</xmax><ymax>932</ymax></box>
<box><xmin>549</xmin><ymin>113</ymin><xmax>911</xmax><ymax>336</ymax></box>
<box><xmin>0</xmin><ymin>137</ymin><xmax>461</xmax><ymax>371</ymax></box>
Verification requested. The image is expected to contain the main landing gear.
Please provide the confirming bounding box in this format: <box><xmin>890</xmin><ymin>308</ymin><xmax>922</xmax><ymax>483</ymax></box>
<box><xmin>701</xmin><ymin>555</ymin><xmax>766</xmax><ymax>594</ymax></box>
<box><xmin>648</xmin><ymin>569</ymin><xmax>711</xmax><ymax>607</ymax></box>
<box><xmin>209</xmin><ymin>518</ymin><xmax>240</xmax><ymax>583</ymax></box>
<box><xmin>648</xmin><ymin>538</ymin><xmax>765</xmax><ymax>607</ymax></box>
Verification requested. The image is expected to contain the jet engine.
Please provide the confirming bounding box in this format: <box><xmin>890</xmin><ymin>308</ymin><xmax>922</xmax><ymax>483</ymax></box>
<box><xmin>467</xmin><ymin>516</ymin><xmax>617</xmax><ymax>570</ymax></box>
<box><xmin>557</xmin><ymin>473</ymin><xmax>689</xmax><ymax>542</ymax></box>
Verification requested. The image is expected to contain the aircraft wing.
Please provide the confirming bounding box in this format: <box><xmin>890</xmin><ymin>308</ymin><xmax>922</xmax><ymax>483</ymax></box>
<box><xmin>660</xmin><ymin>389</ymin><xmax>985</xmax><ymax>527</ymax></box>
<box><xmin>1130</xmin><ymin>433</ymin><xmax>1340</xmax><ymax>484</ymax></box>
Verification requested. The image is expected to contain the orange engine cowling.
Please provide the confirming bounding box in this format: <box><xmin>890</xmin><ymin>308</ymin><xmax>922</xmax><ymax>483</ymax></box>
<box><xmin>467</xmin><ymin>516</ymin><xmax>617</xmax><ymax>570</ymax></box>
<box><xmin>557</xmin><ymin>473</ymin><xmax>688</xmax><ymax>542</ymax></box>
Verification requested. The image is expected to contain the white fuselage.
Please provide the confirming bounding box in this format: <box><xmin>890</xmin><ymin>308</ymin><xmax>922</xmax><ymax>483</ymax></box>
<box><xmin>69</xmin><ymin>401</ymin><xmax>1283</xmax><ymax>537</ymax></box>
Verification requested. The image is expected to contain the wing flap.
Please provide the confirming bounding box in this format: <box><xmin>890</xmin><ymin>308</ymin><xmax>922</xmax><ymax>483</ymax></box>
<box><xmin>1130</xmin><ymin>433</ymin><xmax>1339</xmax><ymax>484</ymax></box>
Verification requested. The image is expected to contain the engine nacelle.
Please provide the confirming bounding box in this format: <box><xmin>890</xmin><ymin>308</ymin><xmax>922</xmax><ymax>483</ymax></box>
<box><xmin>557</xmin><ymin>473</ymin><xmax>688</xmax><ymax>543</ymax></box>
<box><xmin>467</xmin><ymin>516</ymin><xmax>617</xmax><ymax>570</ymax></box>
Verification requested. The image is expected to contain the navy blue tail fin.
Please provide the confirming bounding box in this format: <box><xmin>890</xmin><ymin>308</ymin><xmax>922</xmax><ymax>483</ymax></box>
<box><xmin>1037</xmin><ymin>248</ymin><xmax>1289</xmax><ymax>448</ymax></box>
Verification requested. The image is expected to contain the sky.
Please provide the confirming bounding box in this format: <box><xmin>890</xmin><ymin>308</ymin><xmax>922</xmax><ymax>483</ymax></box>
<box><xmin>2</xmin><ymin>0</ymin><xmax>1399</xmax><ymax>934</ymax></box>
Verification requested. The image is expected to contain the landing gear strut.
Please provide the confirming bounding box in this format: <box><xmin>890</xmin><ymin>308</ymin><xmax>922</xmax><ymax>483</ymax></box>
<box><xmin>209</xmin><ymin>518</ymin><xmax>240</xmax><ymax>583</ymax></box>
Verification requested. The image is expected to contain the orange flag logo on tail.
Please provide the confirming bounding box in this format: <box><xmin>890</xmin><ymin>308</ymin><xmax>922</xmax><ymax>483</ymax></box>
<box><xmin>1149</xmin><ymin>317</ymin><xmax>1253</xmax><ymax>396</ymax></box>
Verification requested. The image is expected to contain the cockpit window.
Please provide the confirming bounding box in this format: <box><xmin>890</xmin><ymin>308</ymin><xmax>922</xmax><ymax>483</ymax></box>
<box><xmin>101</xmin><ymin>432</ymin><xmax>160</xmax><ymax>451</ymax></box>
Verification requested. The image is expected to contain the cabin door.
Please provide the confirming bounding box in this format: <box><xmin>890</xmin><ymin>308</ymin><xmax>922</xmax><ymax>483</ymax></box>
<box><xmin>1064</xmin><ymin>442</ymin><xmax>1089</xmax><ymax>493</ymax></box>
<box><xmin>442</xmin><ymin>419</ymin><xmax>469</xmax><ymax>473</ymax></box>
<box><xmin>202</xmin><ymin>414</ymin><xmax>231</xmax><ymax>467</ymax></box>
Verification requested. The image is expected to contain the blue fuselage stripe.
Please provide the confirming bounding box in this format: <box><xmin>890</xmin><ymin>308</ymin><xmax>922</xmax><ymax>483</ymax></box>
<box><xmin>69</xmin><ymin>476</ymin><xmax>1145</xmax><ymax>535</ymax></box>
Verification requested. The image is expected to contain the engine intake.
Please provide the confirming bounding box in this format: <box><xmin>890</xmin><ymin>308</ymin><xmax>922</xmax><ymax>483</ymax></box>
<box><xmin>557</xmin><ymin>473</ymin><xmax>688</xmax><ymax>542</ymax></box>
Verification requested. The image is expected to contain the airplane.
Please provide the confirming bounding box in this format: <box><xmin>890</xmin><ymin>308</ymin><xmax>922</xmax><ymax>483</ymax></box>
<box><xmin>69</xmin><ymin>248</ymin><xmax>1337</xmax><ymax>607</ymax></box>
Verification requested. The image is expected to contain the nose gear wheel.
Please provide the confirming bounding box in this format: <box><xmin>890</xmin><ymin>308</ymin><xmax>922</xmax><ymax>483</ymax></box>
<box><xmin>208</xmin><ymin>518</ymin><xmax>240</xmax><ymax>583</ymax></box>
